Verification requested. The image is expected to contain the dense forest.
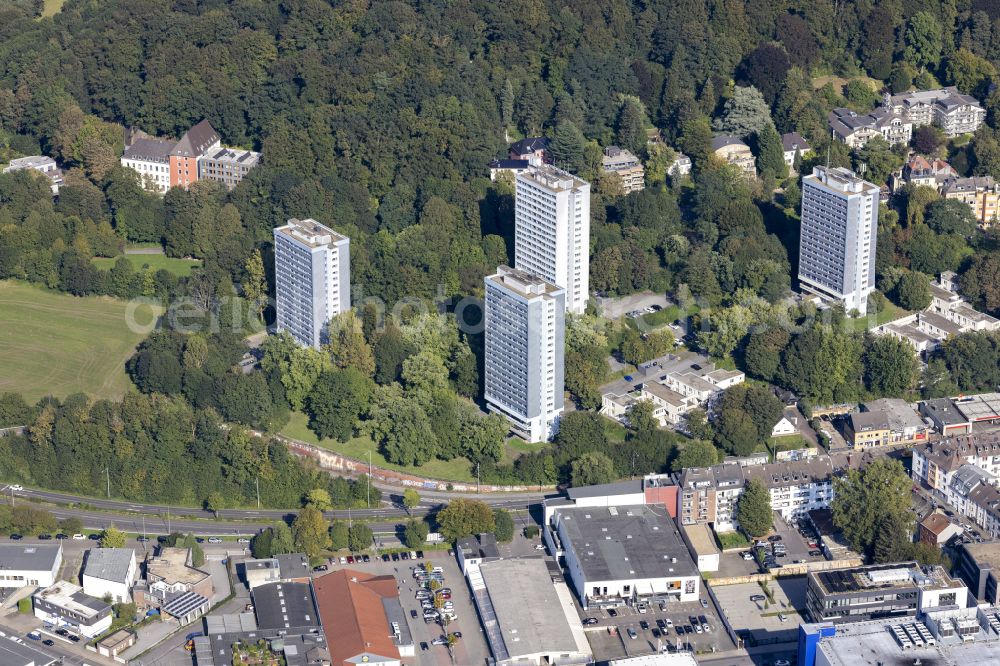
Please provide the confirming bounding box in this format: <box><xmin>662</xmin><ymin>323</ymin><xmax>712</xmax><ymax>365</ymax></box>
<box><xmin>2</xmin><ymin>0</ymin><xmax>1000</xmax><ymax>494</ymax></box>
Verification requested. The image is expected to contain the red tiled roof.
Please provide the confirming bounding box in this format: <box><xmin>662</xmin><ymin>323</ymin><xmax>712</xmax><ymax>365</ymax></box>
<box><xmin>920</xmin><ymin>512</ymin><xmax>953</xmax><ymax>536</ymax></box>
<box><xmin>313</xmin><ymin>569</ymin><xmax>400</xmax><ymax>666</ymax></box>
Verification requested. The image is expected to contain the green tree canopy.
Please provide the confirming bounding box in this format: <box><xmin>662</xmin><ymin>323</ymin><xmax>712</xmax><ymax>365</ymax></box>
<box><xmin>831</xmin><ymin>458</ymin><xmax>913</xmax><ymax>558</ymax></box>
<box><xmin>436</xmin><ymin>499</ymin><xmax>496</xmax><ymax>541</ymax></box>
<box><xmin>736</xmin><ymin>479</ymin><xmax>772</xmax><ymax>538</ymax></box>
<box><xmin>570</xmin><ymin>451</ymin><xmax>618</xmax><ymax>487</ymax></box>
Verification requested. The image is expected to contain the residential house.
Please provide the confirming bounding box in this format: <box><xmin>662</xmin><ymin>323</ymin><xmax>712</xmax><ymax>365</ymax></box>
<box><xmin>2</xmin><ymin>155</ymin><xmax>63</xmax><ymax>195</ymax></box>
<box><xmin>771</xmin><ymin>416</ymin><xmax>798</xmax><ymax>437</ymax></box>
<box><xmin>743</xmin><ymin>457</ymin><xmax>837</xmax><ymax>523</ymax></box>
<box><xmin>829</xmin><ymin>107</ymin><xmax>912</xmax><ymax>148</ymax></box>
<box><xmin>897</xmin><ymin>155</ymin><xmax>958</xmax><ymax>191</ymax></box>
<box><xmin>873</xmin><ymin>273</ymin><xmax>1000</xmax><ymax>354</ymax></box>
<box><xmin>508</xmin><ymin>137</ymin><xmax>549</xmax><ymax>165</ymax></box>
<box><xmin>601</xmin><ymin>146</ymin><xmax>645</xmax><ymax>194</ymax></box>
<box><xmin>918</xmin><ymin>511</ymin><xmax>963</xmax><ymax>546</ymax></box>
<box><xmin>885</xmin><ymin>87</ymin><xmax>985</xmax><ymax>137</ymax></box>
<box><xmin>668</xmin><ymin>153</ymin><xmax>692</xmax><ymax>177</ymax></box>
<box><xmin>844</xmin><ymin>411</ymin><xmax>890</xmax><ymax>450</ymax></box>
<box><xmin>942</xmin><ymin>176</ymin><xmax>1000</xmax><ymax>227</ymax></box>
<box><xmin>711</xmin><ymin>135</ymin><xmax>756</xmax><ymax>177</ymax></box>
<box><xmin>911</xmin><ymin>433</ymin><xmax>1000</xmax><ymax>493</ymax></box>
<box><xmin>781</xmin><ymin>132</ymin><xmax>811</xmax><ymax>174</ymax></box>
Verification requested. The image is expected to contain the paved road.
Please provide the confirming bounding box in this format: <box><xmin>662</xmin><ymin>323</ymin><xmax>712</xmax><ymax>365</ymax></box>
<box><xmin>16</xmin><ymin>486</ymin><xmax>544</xmax><ymax>522</ymax></box>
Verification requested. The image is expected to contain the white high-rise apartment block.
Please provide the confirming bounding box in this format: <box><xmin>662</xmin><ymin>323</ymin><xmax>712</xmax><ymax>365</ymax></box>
<box><xmin>798</xmin><ymin>166</ymin><xmax>879</xmax><ymax>315</ymax></box>
<box><xmin>273</xmin><ymin>218</ymin><xmax>350</xmax><ymax>349</ymax></box>
<box><xmin>484</xmin><ymin>266</ymin><xmax>565</xmax><ymax>442</ymax></box>
<box><xmin>514</xmin><ymin>165</ymin><xmax>590</xmax><ymax>315</ymax></box>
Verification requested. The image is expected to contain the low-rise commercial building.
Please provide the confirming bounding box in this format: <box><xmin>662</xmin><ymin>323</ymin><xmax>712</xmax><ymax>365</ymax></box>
<box><xmin>0</xmin><ymin>544</ymin><xmax>62</xmax><ymax>589</ymax></box>
<box><xmin>678</xmin><ymin>522</ymin><xmax>720</xmax><ymax>573</ymax></box>
<box><xmin>806</xmin><ymin>563</ymin><xmax>965</xmax><ymax>625</ymax></box>
<box><xmin>81</xmin><ymin>548</ymin><xmax>136</xmax><ymax>603</ymax></box>
<box><xmin>548</xmin><ymin>504</ymin><xmax>700</xmax><ymax>609</ymax></box>
<box><xmin>313</xmin><ymin>569</ymin><xmax>414</xmax><ymax>666</ymax></box>
<box><xmin>242</xmin><ymin>553</ymin><xmax>310</xmax><ymax>589</ymax></box>
<box><xmin>844</xmin><ymin>411</ymin><xmax>890</xmax><ymax>449</ymax></box>
<box><xmin>95</xmin><ymin>629</ymin><xmax>136</xmax><ymax>659</ymax></box>
<box><xmin>470</xmin><ymin>558</ymin><xmax>592</xmax><ymax>666</ymax></box>
<box><xmin>860</xmin><ymin>398</ymin><xmax>929</xmax><ymax>445</ymax></box>
<box><xmin>32</xmin><ymin>581</ymin><xmax>113</xmax><ymax>638</ymax></box>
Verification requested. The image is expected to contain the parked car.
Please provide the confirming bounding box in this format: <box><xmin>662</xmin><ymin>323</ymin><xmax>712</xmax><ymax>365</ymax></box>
<box><xmin>583</xmin><ymin>618</ymin><xmax>599</xmax><ymax>626</ymax></box>
<box><xmin>381</xmin><ymin>554</ymin><xmax>390</xmax><ymax>562</ymax></box>
<box><xmin>808</xmin><ymin>550</ymin><xmax>822</xmax><ymax>557</ymax></box>
<box><xmin>623</xmin><ymin>375</ymin><xmax>634</xmax><ymax>382</ymax></box>
<box><xmin>700</xmin><ymin>598</ymin><xmax>708</xmax><ymax>608</ymax></box>
<box><xmin>55</xmin><ymin>534</ymin><xmax>68</xmax><ymax>540</ymax></box>
<box><xmin>608</xmin><ymin>609</ymin><xmax>618</xmax><ymax>617</ymax></box>
<box><xmin>340</xmin><ymin>556</ymin><xmax>347</xmax><ymax>565</ymax></box>
<box><xmin>778</xmin><ymin>614</ymin><xmax>788</xmax><ymax>622</ymax></box>
<box><xmin>68</xmin><ymin>635</ymin><xmax>81</xmax><ymax>643</ymax></box>
<box><xmin>768</xmin><ymin>535</ymin><xmax>782</xmax><ymax>542</ymax></box>
<box><xmin>37</xmin><ymin>534</ymin><xmax>51</xmax><ymax>540</ymax></box>
<box><xmin>415</xmin><ymin>551</ymin><xmax>424</xmax><ymax>559</ymax></box>
<box><xmin>639</xmin><ymin>620</ymin><xmax>649</xmax><ymax>630</ymax></box>
<box><xmin>346</xmin><ymin>556</ymin><xmax>354</xmax><ymax>564</ymax></box>
<box><xmin>656</xmin><ymin>619</ymin><xmax>666</xmax><ymax>630</ymax></box>
<box><xmin>362</xmin><ymin>554</ymin><xmax>371</xmax><ymax>562</ymax></box>
<box><xmin>313</xmin><ymin>565</ymin><xmax>328</xmax><ymax>572</ymax></box>
<box><xmin>750</xmin><ymin>595</ymin><xmax>766</xmax><ymax>602</ymax></box>
<box><xmin>9</xmin><ymin>534</ymin><xmax>22</xmax><ymax>541</ymax></box>
<box><xmin>391</xmin><ymin>553</ymin><xmax>399</xmax><ymax>561</ymax></box>
<box><xmin>451</xmin><ymin>632</ymin><xmax>462</xmax><ymax>639</ymax></box>
<box><xmin>419</xmin><ymin>642</ymin><xmax>429</xmax><ymax>651</ymax></box>
<box><xmin>237</xmin><ymin>537</ymin><xmax>250</xmax><ymax>544</ymax></box>
<box><xmin>627</xmin><ymin>627</ymin><xmax>638</xmax><ymax>640</ymax></box>
<box><xmin>8</xmin><ymin>485</ymin><xmax>22</xmax><ymax>492</ymax></box>
<box><xmin>431</xmin><ymin>637</ymin><xmax>448</xmax><ymax>646</ymax></box>
<box><xmin>42</xmin><ymin>640</ymin><xmax>54</xmax><ymax>647</ymax></box>
<box><xmin>26</xmin><ymin>632</ymin><xmax>40</xmax><ymax>641</ymax></box>
<box><xmin>208</xmin><ymin>537</ymin><xmax>222</xmax><ymax>544</ymax></box>
<box><xmin>136</xmin><ymin>536</ymin><xmax>149</xmax><ymax>542</ymax></box>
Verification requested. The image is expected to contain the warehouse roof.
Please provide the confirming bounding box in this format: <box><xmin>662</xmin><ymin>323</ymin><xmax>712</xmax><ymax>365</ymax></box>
<box><xmin>82</xmin><ymin>548</ymin><xmax>134</xmax><ymax>584</ymax></box>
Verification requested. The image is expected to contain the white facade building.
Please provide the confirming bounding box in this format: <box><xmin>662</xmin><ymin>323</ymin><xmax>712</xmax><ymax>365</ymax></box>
<box><xmin>120</xmin><ymin>138</ymin><xmax>174</xmax><ymax>193</ymax></box>
<box><xmin>484</xmin><ymin>266</ymin><xmax>565</xmax><ymax>442</ymax></box>
<box><xmin>32</xmin><ymin>581</ymin><xmax>112</xmax><ymax>638</ymax></box>
<box><xmin>273</xmin><ymin>218</ymin><xmax>350</xmax><ymax>349</ymax></box>
<box><xmin>798</xmin><ymin>166</ymin><xmax>879</xmax><ymax>315</ymax></box>
<box><xmin>514</xmin><ymin>165</ymin><xmax>590</xmax><ymax>314</ymax></box>
<box><xmin>81</xmin><ymin>548</ymin><xmax>137</xmax><ymax>603</ymax></box>
<box><xmin>0</xmin><ymin>544</ymin><xmax>62</xmax><ymax>589</ymax></box>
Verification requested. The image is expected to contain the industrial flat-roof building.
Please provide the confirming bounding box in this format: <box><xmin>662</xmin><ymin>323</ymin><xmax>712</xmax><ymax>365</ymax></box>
<box><xmin>0</xmin><ymin>638</ymin><xmax>59</xmax><ymax>666</ymax></box>
<box><xmin>549</xmin><ymin>504</ymin><xmax>699</xmax><ymax>609</ymax></box>
<box><xmin>0</xmin><ymin>544</ymin><xmax>62</xmax><ymax>589</ymax></box>
<box><xmin>470</xmin><ymin>558</ymin><xmax>591</xmax><ymax>666</ymax></box>
<box><xmin>953</xmin><ymin>542</ymin><xmax>1000</xmax><ymax>605</ymax></box>
<box><xmin>252</xmin><ymin>582</ymin><xmax>321</xmax><ymax>635</ymax></box>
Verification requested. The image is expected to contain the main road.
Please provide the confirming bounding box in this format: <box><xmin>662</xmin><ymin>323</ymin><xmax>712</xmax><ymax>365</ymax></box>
<box><xmin>7</xmin><ymin>484</ymin><xmax>549</xmax><ymax>536</ymax></box>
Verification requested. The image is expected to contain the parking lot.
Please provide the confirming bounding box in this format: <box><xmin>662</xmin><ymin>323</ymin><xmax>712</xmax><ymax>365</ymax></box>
<box><xmin>321</xmin><ymin>550</ymin><xmax>489</xmax><ymax>666</ymax></box>
<box><xmin>711</xmin><ymin>578</ymin><xmax>809</xmax><ymax>646</ymax></box>
<box><xmin>579</xmin><ymin>593</ymin><xmax>735</xmax><ymax>661</ymax></box>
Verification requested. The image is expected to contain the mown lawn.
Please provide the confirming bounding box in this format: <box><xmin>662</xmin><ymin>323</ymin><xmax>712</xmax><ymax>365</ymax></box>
<box><xmin>92</xmin><ymin>254</ymin><xmax>202</xmax><ymax>278</ymax></box>
<box><xmin>280</xmin><ymin>411</ymin><xmax>477</xmax><ymax>483</ymax></box>
<box><xmin>847</xmin><ymin>300</ymin><xmax>910</xmax><ymax>332</ymax></box>
<box><xmin>0</xmin><ymin>280</ymin><xmax>159</xmax><ymax>402</ymax></box>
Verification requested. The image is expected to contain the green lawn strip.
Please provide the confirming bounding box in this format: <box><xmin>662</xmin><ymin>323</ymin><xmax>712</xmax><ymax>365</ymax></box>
<box><xmin>716</xmin><ymin>531</ymin><xmax>750</xmax><ymax>550</ymax></box>
<box><xmin>0</xmin><ymin>280</ymin><xmax>158</xmax><ymax>402</ymax></box>
<box><xmin>280</xmin><ymin>411</ymin><xmax>476</xmax><ymax>483</ymax></box>
<box><xmin>92</xmin><ymin>254</ymin><xmax>202</xmax><ymax>277</ymax></box>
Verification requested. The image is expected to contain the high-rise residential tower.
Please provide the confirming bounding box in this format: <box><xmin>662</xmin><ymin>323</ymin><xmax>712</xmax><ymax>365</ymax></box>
<box><xmin>514</xmin><ymin>165</ymin><xmax>590</xmax><ymax>315</ymax></box>
<box><xmin>273</xmin><ymin>218</ymin><xmax>350</xmax><ymax>349</ymax></box>
<box><xmin>798</xmin><ymin>166</ymin><xmax>879</xmax><ymax>315</ymax></box>
<box><xmin>484</xmin><ymin>266</ymin><xmax>565</xmax><ymax>442</ymax></box>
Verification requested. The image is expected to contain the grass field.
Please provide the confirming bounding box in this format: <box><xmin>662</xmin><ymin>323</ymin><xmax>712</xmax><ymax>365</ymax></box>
<box><xmin>847</xmin><ymin>301</ymin><xmax>910</xmax><ymax>332</ymax></box>
<box><xmin>92</xmin><ymin>254</ymin><xmax>202</xmax><ymax>277</ymax></box>
<box><xmin>41</xmin><ymin>0</ymin><xmax>64</xmax><ymax>17</ymax></box>
<box><xmin>0</xmin><ymin>280</ymin><xmax>159</xmax><ymax>403</ymax></box>
<box><xmin>280</xmin><ymin>411</ymin><xmax>477</xmax><ymax>483</ymax></box>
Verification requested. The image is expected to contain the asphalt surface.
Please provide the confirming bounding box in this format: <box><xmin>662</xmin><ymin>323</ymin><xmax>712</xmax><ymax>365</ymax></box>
<box><xmin>0</xmin><ymin>485</ymin><xmax>544</xmax><ymax>542</ymax></box>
